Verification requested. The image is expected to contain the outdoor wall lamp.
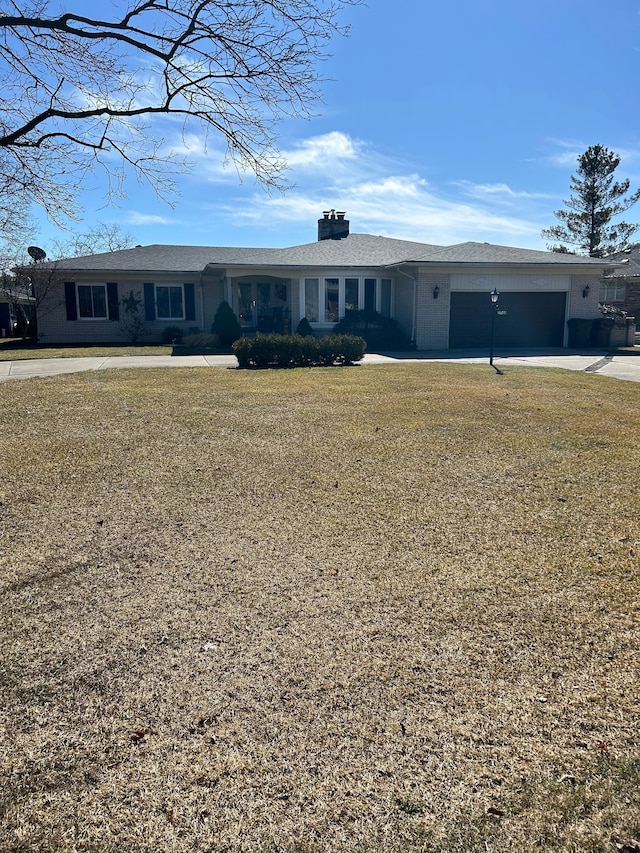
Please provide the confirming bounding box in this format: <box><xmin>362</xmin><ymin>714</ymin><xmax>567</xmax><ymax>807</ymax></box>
<box><xmin>583</xmin><ymin>284</ymin><xmax>590</xmax><ymax>298</ymax></box>
<box><xmin>433</xmin><ymin>285</ymin><xmax>440</xmax><ymax>299</ymax></box>
<box><xmin>490</xmin><ymin>288</ymin><xmax>500</xmax><ymax>304</ymax></box>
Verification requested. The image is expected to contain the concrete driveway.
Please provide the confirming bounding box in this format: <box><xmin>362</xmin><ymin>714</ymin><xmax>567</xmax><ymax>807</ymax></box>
<box><xmin>1</xmin><ymin>349</ymin><xmax>640</xmax><ymax>382</ymax></box>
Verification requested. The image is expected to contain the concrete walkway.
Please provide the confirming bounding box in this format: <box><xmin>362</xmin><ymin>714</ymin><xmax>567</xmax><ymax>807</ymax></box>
<box><xmin>2</xmin><ymin>349</ymin><xmax>640</xmax><ymax>382</ymax></box>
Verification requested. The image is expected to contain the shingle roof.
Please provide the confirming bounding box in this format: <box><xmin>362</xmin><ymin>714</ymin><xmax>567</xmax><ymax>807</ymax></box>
<box><xmin>605</xmin><ymin>245</ymin><xmax>640</xmax><ymax>277</ymax></box>
<box><xmin>411</xmin><ymin>241</ymin><xmax>615</xmax><ymax>265</ymax></box>
<box><xmin>47</xmin><ymin>233</ymin><xmax>618</xmax><ymax>273</ymax></box>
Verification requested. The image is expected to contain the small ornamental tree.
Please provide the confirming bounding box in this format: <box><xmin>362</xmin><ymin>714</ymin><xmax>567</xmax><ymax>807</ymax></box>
<box><xmin>120</xmin><ymin>289</ymin><xmax>149</xmax><ymax>343</ymax></box>
<box><xmin>295</xmin><ymin>317</ymin><xmax>315</xmax><ymax>337</ymax></box>
<box><xmin>212</xmin><ymin>300</ymin><xmax>242</xmax><ymax>347</ymax></box>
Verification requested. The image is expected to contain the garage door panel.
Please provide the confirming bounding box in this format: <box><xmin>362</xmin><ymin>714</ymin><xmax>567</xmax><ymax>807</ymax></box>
<box><xmin>449</xmin><ymin>292</ymin><xmax>566</xmax><ymax>349</ymax></box>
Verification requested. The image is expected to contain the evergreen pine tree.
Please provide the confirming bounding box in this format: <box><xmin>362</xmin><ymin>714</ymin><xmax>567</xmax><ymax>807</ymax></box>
<box><xmin>542</xmin><ymin>144</ymin><xmax>640</xmax><ymax>257</ymax></box>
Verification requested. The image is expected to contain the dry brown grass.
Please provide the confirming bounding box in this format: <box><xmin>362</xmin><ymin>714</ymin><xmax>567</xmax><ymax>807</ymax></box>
<box><xmin>0</xmin><ymin>341</ymin><xmax>170</xmax><ymax>360</ymax></box>
<box><xmin>0</xmin><ymin>363</ymin><xmax>638</xmax><ymax>853</ymax></box>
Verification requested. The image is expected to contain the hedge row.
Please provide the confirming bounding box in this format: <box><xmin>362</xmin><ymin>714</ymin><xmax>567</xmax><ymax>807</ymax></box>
<box><xmin>232</xmin><ymin>333</ymin><xmax>366</xmax><ymax>369</ymax></box>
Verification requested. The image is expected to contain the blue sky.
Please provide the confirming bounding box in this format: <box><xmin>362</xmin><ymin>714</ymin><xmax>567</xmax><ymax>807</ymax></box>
<box><xmin>33</xmin><ymin>0</ymin><xmax>640</xmax><ymax>253</ymax></box>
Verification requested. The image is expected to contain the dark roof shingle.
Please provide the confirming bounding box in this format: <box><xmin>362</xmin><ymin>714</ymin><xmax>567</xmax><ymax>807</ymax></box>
<box><xmin>48</xmin><ymin>233</ymin><xmax>619</xmax><ymax>273</ymax></box>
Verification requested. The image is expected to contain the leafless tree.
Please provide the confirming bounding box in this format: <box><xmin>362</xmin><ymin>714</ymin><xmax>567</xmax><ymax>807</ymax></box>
<box><xmin>55</xmin><ymin>223</ymin><xmax>134</xmax><ymax>258</ymax></box>
<box><xmin>0</xmin><ymin>0</ymin><xmax>359</xmax><ymax>229</ymax></box>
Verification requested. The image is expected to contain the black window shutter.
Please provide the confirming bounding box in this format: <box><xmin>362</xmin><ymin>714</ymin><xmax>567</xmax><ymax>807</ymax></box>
<box><xmin>64</xmin><ymin>282</ymin><xmax>77</xmax><ymax>321</ymax></box>
<box><xmin>107</xmin><ymin>282</ymin><xmax>119</xmax><ymax>321</ymax></box>
<box><xmin>143</xmin><ymin>283</ymin><xmax>155</xmax><ymax>321</ymax></box>
<box><xmin>184</xmin><ymin>283</ymin><xmax>196</xmax><ymax>321</ymax></box>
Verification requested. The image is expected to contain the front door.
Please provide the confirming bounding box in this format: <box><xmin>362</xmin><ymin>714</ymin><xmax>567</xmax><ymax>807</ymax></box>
<box><xmin>237</xmin><ymin>282</ymin><xmax>255</xmax><ymax>326</ymax></box>
<box><xmin>236</xmin><ymin>281</ymin><xmax>273</xmax><ymax>328</ymax></box>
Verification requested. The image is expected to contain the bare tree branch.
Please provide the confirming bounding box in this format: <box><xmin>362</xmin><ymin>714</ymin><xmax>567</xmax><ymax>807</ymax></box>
<box><xmin>0</xmin><ymin>0</ymin><xmax>360</xmax><ymax>229</ymax></box>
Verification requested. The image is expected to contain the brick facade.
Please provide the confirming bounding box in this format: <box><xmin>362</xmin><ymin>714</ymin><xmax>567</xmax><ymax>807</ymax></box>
<box><xmin>415</xmin><ymin>272</ymin><xmax>450</xmax><ymax>349</ymax></box>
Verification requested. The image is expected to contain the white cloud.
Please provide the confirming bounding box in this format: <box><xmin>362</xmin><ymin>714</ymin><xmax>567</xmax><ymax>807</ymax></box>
<box><xmin>456</xmin><ymin>181</ymin><xmax>552</xmax><ymax>201</ymax></box>
<box><xmin>131</xmin><ymin>129</ymin><xmax>556</xmax><ymax>249</ymax></box>
<box><xmin>124</xmin><ymin>211</ymin><xmax>174</xmax><ymax>225</ymax></box>
<box><xmin>282</xmin><ymin>131</ymin><xmax>361</xmax><ymax>170</ymax></box>
<box><xmin>543</xmin><ymin>138</ymin><xmax>586</xmax><ymax>168</ymax></box>
<box><xmin>221</xmin><ymin>158</ymin><xmax>545</xmax><ymax>248</ymax></box>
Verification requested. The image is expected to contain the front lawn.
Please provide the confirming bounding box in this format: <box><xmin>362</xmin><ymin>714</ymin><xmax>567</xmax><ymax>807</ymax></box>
<box><xmin>0</xmin><ymin>338</ymin><xmax>170</xmax><ymax>360</ymax></box>
<box><xmin>0</xmin><ymin>364</ymin><xmax>638</xmax><ymax>852</ymax></box>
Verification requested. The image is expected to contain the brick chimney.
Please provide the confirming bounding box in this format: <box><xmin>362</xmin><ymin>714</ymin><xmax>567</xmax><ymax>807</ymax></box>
<box><xmin>318</xmin><ymin>210</ymin><xmax>350</xmax><ymax>241</ymax></box>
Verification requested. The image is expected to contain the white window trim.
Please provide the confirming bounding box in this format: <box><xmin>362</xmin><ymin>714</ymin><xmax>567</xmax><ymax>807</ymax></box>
<box><xmin>155</xmin><ymin>283</ymin><xmax>186</xmax><ymax>321</ymax></box>
<box><xmin>77</xmin><ymin>283</ymin><xmax>108</xmax><ymax>320</ymax></box>
<box><xmin>300</xmin><ymin>273</ymin><xmax>394</xmax><ymax>325</ymax></box>
<box><xmin>599</xmin><ymin>280</ymin><xmax>626</xmax><ymax>302</ymax></box>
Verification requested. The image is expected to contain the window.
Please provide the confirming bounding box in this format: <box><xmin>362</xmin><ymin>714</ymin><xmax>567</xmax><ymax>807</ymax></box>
<box><xmin>345</xmin><ymin>277</ymin><xmax>359</xmax><ymax>312</ymax></box>
<box><xmin>304</xmin><ymin>278</ymin><xmax>319</xmax><ymax>322</ymax></box>
<box><xmin>302</xmin><ymin>276</ymin><xmax>394</xmax><ymax>324</ymax></box>
<box><xmin>143</xmin><ymin>282</ymin><xmax>195</xmax><ymax>323</ymax></box>
<box><xmin>65</xmin><ymin>282</ymin><xmax>119</xmax><ymax>322</ymax></box>
<box><xmin>364</xmin><ymin>278</ymin><xmax>376</xmax><ymax>312</ymax></box>
<box><xmin>325</xmin><ymin>278</ymin><xmax>339</xmax><ymax>323</ymax></box>
<box><xmin>156</xmin><ymin>285</ymin><xmax>184</xmax><ymax>320</ymax></box>
<box><xmin>600</xmin><ymin>280</ymin><xmax>626</xmax><ymax>302</ymax></box>
<box><xmin>77</xmin><ymin>284</ymin><xmax>107</xmax><ymax>319</ymax></box>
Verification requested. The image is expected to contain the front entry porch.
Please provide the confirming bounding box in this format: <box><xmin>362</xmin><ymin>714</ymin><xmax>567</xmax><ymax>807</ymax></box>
<box><xmin>233</xmin><ymin>277</ymin><xmax>291</xmax><ymax>335</ymax></box>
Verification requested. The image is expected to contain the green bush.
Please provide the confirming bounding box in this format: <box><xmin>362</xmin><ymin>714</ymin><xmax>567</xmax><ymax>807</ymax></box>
<box><xmin>232</xmin><ymin>337</ymin><xmax>252</xmax><ymax>369</ymax></box>
<box><xmin>298</xmin><ymin>335</ymin><xmax>320</xmax><ymax>367</ymax></box>
<box><xmin>317</xmin><ymin>335</ymin><xmax>340</xmax><ymax>366</ymax></box>
<box><xmin>162</xmin><ymin>325</ymin><xmax>183</xmax><ymax>344</ymax></box>
<box><xmin>334</xmin><ymin>333</ymin><xmax>368</xmax><ymax>365</ymax></box>
<box><xmin>211</xmin><ymin>300</ymin><xmax>242</xmax><ymax>347</ymax></box>
<box><xmin>295</xmin><ymin>317</ymin><xmax>315</xmax><ymax>337</ymax></box>
<box><xmin>334</xmin><ymin>309</ymin><xmax>412</xmax><ymax>350</ymax></box>
<box><xmin>232</xmin><ymin>333</ymin><xmax>365</xmax><ymax>369</ymax></box>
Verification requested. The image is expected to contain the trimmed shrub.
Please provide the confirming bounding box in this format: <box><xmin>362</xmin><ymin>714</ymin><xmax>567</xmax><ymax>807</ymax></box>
<box><xmin>162</xmin><ymin>325</ymin><xmax>183</xmax><ymax>344</ymax></box>
<box><xmin>232</xmin><ymin>333</ymin><xmax>365</xmax><ymax>369</ymax></box>
<box><xmin>212</xmin><ymin>300</ymin><xmax>242</xmax><ymax>347</ymax></box>
<box><xmin>317</xmin><ymin>335</ymin><xmax>340</xmax><ymax>366</ymax></box>
<box><xmin>333</xmin><ymin>333</ymin><xmax>368</xmax><ymax>365</ymax></box>
<box><xmin>298</xmin><ymin>335</ymin><xmax>320</xmax><ymax>367</ymax></box>
<box><xmin>334</xmin><ymin>309</ymin><xmax>412</xmax><ymax>350</ymax></box>
<box><xmin>295</xmin><ymin>317</ymin><xmax>315</xmax><ymax>337</ymax></box>
<box><xmin>232</xmin><ymin>337</ymin><xmax>252</xmax><ymax>369</ymax></box>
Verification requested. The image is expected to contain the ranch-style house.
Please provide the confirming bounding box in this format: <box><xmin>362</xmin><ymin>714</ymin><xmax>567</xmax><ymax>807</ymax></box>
<box><xmin>33</xmin><ymin>211</ymin><xmax>619</xmax><ymax>350</ymax></box>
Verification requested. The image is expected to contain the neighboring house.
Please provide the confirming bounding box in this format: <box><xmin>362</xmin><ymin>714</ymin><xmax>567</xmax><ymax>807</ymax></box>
<box><xmin>601</xmin><ymin>244</ymin><xmax>640</xmax><ymax>320</ymax></box>
<box><xmin>0</xmin><ymin>299</ymin><xmax>19</xmax><ymax>337</ymax></box>
<box><xmin>0</xmin><ymin>286</ymin><xmax>34</xmax><ymax>338</ymax></box>
<box><xmin>33</xmin><ymin>212</ymin><xmax>619</xmax><ymax>350</ymax></box>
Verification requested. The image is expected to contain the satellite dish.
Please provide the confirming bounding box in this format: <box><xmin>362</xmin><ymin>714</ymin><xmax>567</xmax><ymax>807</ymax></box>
<box><xmin>27</xmin><ymin>246</ymin><xmax>47</xmax><ymax>261</ymax></box>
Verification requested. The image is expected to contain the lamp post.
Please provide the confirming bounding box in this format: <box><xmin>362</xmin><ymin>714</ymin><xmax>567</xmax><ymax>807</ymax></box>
<box><xmin>489</xmin><ymin>288</ymin><xmax>499</xmax><ymax>366</ymax></box>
